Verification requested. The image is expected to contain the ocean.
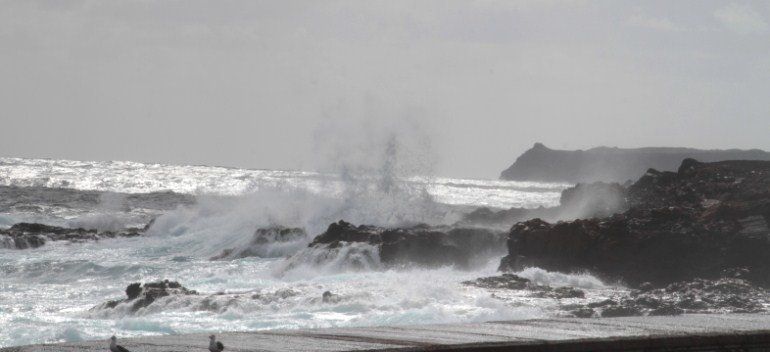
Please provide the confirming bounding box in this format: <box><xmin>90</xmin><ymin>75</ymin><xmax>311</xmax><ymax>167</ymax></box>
<box><xmin>0</xmin><ymin>157</ymin><xmax>618</xmax><ymax>348</ymax></box>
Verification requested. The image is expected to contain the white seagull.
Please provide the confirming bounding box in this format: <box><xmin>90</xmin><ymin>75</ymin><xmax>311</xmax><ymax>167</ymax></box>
<box><xmin>109</xmin><ymin>336</ymin><xmax>130</xmax><ymax>352</ymax></box>
<box><xmin>209</xmin><ymin>334</ymin><xmax>225</xmax><ymax>352</ymax></box>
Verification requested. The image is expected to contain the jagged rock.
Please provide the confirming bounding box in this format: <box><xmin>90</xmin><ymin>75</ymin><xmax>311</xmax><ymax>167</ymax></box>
<box><xmin>322</xmin><ymin>291</ymin><xmax>341</xmax><ymax>304</ymax></box>
<box><xmin>0</xmin><ymin>222</ymin><xmax>146</xmax><ymax>249</ymax></box>
<box><xmin>550</xmin><ymin>286</ymin><xmax>586</xmax><ymax>299</ymax></box>
<box><xmin>500</xmin><ymin>160</ymin><xmax>770</xmax><ymax>287</ymax></box>
<box><xmin>308</xmin><ymin>220</ymin><xmax>506</xmax><ymax>269</ymax></box>
<box><xmin>310</xmin><ymin>221</ymin><xmax>384</xmax><ymax>247</ymax></box>
<box><xmin>210</xmin><ymin>226</ymin><xmax>307</xmax><ymax>260</ymax></box>
<box><xmin>463</xmin><ymin>274</ymin><xmax>533</xmax><ymax>290</ymax></box>
<box><xmin>98</xmin><ymin>280</ymin><xmax>197</xmax><ymax>312</ymax></box>
<box><xmin>462</xmin><ymin>274</ymin><xmax>586</xmax><ymax>299</ymax></box>
<box><xmin>587</xmin><ymin>299</ymin><xmax>616</xmax><ymax>308</ymax></box>
<box><xmin>125</xmin><ymin>283</ymin><xmax>142</xmax><ymax>300</ymax></box>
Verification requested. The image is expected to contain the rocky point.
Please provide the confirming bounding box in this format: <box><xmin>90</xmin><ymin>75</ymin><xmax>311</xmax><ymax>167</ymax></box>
<box><xmin>499</xmin><ymin>159</ymin><xmax>770</xmax><ymax>287</ymax></box>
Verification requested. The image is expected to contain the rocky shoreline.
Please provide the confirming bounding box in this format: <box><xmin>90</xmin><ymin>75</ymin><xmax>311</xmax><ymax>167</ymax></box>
<box><xmin>499</xmin><ymin>159</ymin><xmax>770</xmax><ymax>288</ymax></box>
<box><xmin>4</xmin><ymin>157</ymin><xmax>770</xmax><ymax>323</ymax></box>
<box><xmin>0</xmin><ymin>221</ymin><xmax>151</xmax><ymax>249</ymax></box>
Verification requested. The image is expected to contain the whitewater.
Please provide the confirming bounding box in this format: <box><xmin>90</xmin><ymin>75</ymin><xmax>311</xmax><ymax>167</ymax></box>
<box><xmin>0</xmin><ymin>157</ymin><xmax>620</xmax><ymax>348</ymax></box>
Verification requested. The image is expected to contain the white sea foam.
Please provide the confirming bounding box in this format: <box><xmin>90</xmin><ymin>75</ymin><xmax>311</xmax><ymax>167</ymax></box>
<box><xmin>516</xmin><ymin>267</ymin><xmax>608</xmax><ymax>289</ymax></box>
<box><xmin>0</xmin><ymin>157</ymin><xmax>583</xmax><ymax>348</ymax></box>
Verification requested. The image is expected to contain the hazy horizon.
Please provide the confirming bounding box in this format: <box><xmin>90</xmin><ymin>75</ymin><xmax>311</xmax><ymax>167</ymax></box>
<box><xmin>2</xmin><ymin>1</ymin><xmax>769</xmax><ymax>178</ymax></box>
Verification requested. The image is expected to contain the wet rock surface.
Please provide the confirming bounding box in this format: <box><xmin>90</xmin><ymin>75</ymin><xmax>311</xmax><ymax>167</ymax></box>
<box><xmin>465</xmin><ymin>274</ymin><xmax>768</xmax><ymax>319</ymax></box>
<box><xmin>462</xmin><ymin>274</ymin><xmax>586</xmax><ymax>299</ymax></box>
<box><xmin>93</xmin><ymin>281</ymin><xmax>353</xmax><ymax>316</ymax></box>
<box><xmin>210</xmin><ymin>226</ymin><xmax>307</xmax><ymax>260</ymax></box>
<box><xmin>99</xmin><ymin>280</ymin><xmax>198</xmax><ymax>312</ymax></box>
<box><xmin>0</xmin><ymin>222</ymin><xmax>147</xmax><ymax>249</ymax></box>
<box><xmin>309</xmin><ymin>220</ymin><xmax>506</xmax><ymax>269</ymax></box>
<box><xmin>568</xmin><ymin>278</ymin><xmax>769</xmax><ymax>318</ymax></box>
<box><xmin>500</xmin><ymin>159</ymin><xmax>770</xmax><ymax>287</ymax></box>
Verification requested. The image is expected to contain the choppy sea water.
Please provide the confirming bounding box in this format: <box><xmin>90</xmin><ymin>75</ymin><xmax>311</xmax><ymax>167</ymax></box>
<box><xmin>0</xmin><ymin>157</ymin><xmax>621</xmax><ymax>348</ymax></box>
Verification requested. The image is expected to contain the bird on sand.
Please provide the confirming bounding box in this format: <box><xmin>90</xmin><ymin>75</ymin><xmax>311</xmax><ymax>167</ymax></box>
<box><xmin>209</xmin><ymin>334</ymin><xmax>225</xmax><ymax>352</ymax></box>
<box><xmin>109</xmin><ymin>335</ymin><xmax>130</xmax><ymax>352</ymax></box>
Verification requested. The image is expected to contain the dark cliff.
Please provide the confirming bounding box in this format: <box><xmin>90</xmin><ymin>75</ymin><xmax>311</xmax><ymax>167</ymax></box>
<box><xmin>500</xmin><ymin>143</ymin><xmax>770</xmax><ymax>183</ymax></box>
<box><xmin>499</xmin><ymin>159</ymin><xmax>770</xmax><ymax>287</ymax></box>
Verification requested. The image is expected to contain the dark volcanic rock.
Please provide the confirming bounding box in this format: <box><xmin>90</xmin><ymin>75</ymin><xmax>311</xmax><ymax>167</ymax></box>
<box><xmin>322</xmin><ymin>290</ymin><xmax>341</xmax><ymax>304</ymax></box>
<box><xmin>462</xmin><ymin>274</ymin><xmax>586</xmax><ymax>299</ymax></box>
<box><xmin>308</xmin><ymin>220</ymin><xmax>506</xmax><ymax>269</ymax></box>
<box><xmin>100</xmin><ymin>280</ymin><xmax>198</xmax><ymax>312</ymax></box>
<box><xmin>463</xmin><ymin>274</ymin><xmax>533</xmax><ymax>290</ymax></box>
<box><xmin>0</xmin><ymin>222</ymin><xmax>146</xmax><ymax>249</ymax></box>
<box><xmin>210</xmin><ymin>226</ymin><xmax>307</xmax><ymax>260</ymax></box>
<box><xmin>568</xmin><ymin>277</ymin><xmax>768</xmax><ymax>318</ymax></box>
<box><xmin>310</xmin><ymin>221</ymin><xmax>384</xmax><ymax>247</ymax></box>
<box><xmin>500</xmin><ymin>159</ymin><xmax>770</xmax><ymax>287</ymax></box>
<box><xmin>500</xmin><ymin>142</ymin><xmax>770</xmax><ymax>183</ymax></box>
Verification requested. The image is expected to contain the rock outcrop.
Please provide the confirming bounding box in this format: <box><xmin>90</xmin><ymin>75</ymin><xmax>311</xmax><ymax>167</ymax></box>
<box><xmin>307</xmin><ymin>220</ymin><xmax>507</xmax><ymax>269</ymax></box>
<box><xmin>499</xmin><ymin>159</ymin><xmax>770</xmax><ymax>287</ymax></box>
<box><xmin>99</xmin><ymin>280</ymin><xmax>198</xmax><ymax>312</ymax></box>
<box><xmin>210</xmin><ymin>226</ymin><xmax>307</xmax><ymax>260</ymax></box>
<box><xmin>463</xmin><ymin>273</ymin><xmax>586</xmax><ymax>299</ymax></box>
<box><xmin>0</xmin><ymin>222</ymin><xmax>147</xmax><ymax>249</ymax></box>
<box><xmin>500</xmin><ymin>143</ymin><xmax>770</xmax><ymax>183</ymax></box>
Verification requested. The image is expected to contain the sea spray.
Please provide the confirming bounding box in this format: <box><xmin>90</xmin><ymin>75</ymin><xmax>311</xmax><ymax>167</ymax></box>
<box><xmin>1</xmin><ymin>157</ymin><xmax>571</xmax><ymax>348</ymax></box>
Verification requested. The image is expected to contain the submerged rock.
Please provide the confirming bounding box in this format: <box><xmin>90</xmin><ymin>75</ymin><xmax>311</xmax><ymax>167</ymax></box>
<box><xmin>0</xmin><ymin>222</ymin><xmax>146</xmax><ymax>249</ymax></box>
<box><xmin>99</xmin><ymin>280</ymin><xmax>198</xmax><ymax>312</ymax></box>
<box><xmin>500</xmin><ymin>159</ymin><xmax>770</xmax><ymax>287</ymax></box>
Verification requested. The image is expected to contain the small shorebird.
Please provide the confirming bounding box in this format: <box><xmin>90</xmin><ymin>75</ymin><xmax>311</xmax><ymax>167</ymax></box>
<box><xmin>209</xmin><ymin>334</ymin><xmax>225</xmax><ymax>352</ymax></box>
<box><xmin>109</xmin><ymin>335</ymin><xmax>130</xmax><ymax>352</ymax></box>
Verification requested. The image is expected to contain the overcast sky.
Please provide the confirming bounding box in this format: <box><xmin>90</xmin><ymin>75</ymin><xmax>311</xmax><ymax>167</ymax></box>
<box><xmin>1</xmin><ymin>0</ymin><xmax>769</xmax><ymax>178</ymax></box>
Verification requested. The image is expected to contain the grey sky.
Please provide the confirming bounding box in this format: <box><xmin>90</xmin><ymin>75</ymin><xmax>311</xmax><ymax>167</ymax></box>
<box><xmin>1</xmin><ymin>0</ymin><xmax>769</xmax><ymax>179</ymax></box>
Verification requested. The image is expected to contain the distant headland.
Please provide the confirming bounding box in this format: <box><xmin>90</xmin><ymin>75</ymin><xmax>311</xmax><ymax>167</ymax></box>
<box><xmin>500</xmin><ymin>143</ymin><xmax>770</xmax><ymax>183</ymax></box>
